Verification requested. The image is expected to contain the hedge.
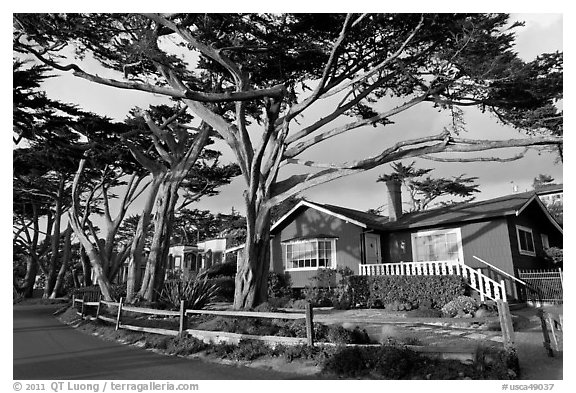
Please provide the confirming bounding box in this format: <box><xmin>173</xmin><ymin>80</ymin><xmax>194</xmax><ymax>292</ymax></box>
<box><xmin>345</xmin><ymin>275</ymin><xmax>467</xmax><ymax>309</ymax></box>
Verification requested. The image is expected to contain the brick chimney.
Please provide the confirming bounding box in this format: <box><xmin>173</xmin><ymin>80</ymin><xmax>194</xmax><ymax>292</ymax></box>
<box><xmin>385</xmin><ymin>180</ymin><xmax>402</xmax><ymax>222</ymax></box>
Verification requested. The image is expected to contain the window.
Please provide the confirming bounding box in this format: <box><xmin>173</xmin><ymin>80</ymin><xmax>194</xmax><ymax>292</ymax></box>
<box><xmin>516</xmin><ymin>225</ymin><xmax>536</xmax><ymax>256</ymax></box>
<box><xmin>541</xmin><ymin>234</ymin><xmax>550</xmax><ymax>249</ymax></box>
<box><xmin>283</xmin><ymin>239</ymin><xmax>336</xmax><ymax>270</ymax></box>
<box><xmin>411</xmin><ymin>228</ymin><xmax>463</xmax><ymax>263</ymax></box>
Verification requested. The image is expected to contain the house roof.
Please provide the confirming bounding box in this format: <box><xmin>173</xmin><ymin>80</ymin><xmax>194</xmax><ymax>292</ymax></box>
<box><xmin>536</xmin><ymin>183</ymin><xmax>563</xmax><ymax>195</ymax></box>
<box><xmin>383</xmin><ymin>191</ymin><xmax>547</xmax><ymax>230</ymax></box>
<box><xmin>270</xmin><ymin>200</ymin><xmax>389</xmax><ymax>232</ymax></box>
<box><xmin>271</xmin><ymin>191</ymin><xmax>562</xmax><ymax>234</ymax></box>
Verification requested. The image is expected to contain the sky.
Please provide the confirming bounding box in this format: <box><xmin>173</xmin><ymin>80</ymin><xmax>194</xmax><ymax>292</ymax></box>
<box><xmin>31</xmin><ymin>12</ymin><xmax>564</xmax><ymax>218</ymax></box>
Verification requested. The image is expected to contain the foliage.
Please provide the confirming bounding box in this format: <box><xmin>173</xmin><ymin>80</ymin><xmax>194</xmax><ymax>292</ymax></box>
<box><xmin>158</xmin><ymin>274</ymin><xmax>221</xmax><ymax>310</ymax></box>
<box><xmin>303</xmin><ymin>267</ymin><xmax>356</xmax><ymax>308</ymax></box>
<box><xmin>267</xmin><ymin>272</ymin><xmax>292</xmax><ymax>299</ymax></box>
<box><xmin>204</xmin><ymin>261</ymin><xmax>237</xmax><ymax>278</ymax></box>
<box><xmin>532</xmin><ymin>174</ymin><xmax>558</xmax><ymax>191</ymax></box>
<box><xmin>377</xmin><ymin>161</ymin><xmax>479</xmax><ymax>212</ymax></box>
<box><xmin>441</xmin><ymin>295</ymin><xmax>479</xmax><ymax>317</ymax></box>
<box><xmin>544</xmin><ymin>247</ymin><xmax>563</xmax><ymax>266</ymax></box>
<box><xmin>345</xmin><ymin>275</ymin><xmax>467</xmax><ymax>309</ymax></box>
<box><xmin>322</xmin><ymin>344</ymin><xmax>518</xmax><ymax>379</ymax></box>
<box><xmin>172</xmin><ymin>209</ymin><xmax>246</xmax><ymax>246</ymax></box>
<box><xmin>326</xmin><ymin>325</ymin><xmax>372</xmax><ymax>344</ymax></box>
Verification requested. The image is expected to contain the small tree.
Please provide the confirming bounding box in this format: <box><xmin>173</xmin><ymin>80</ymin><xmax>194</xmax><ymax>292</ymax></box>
<box><xmin>376</xmin><ymin>161</ymin><xmax>479</xmax><ymax>212</ymax></box>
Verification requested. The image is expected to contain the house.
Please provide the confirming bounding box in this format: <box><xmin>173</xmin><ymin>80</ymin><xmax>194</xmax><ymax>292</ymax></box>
<box><xmin>269</xmin><ymin>181</ymin><xmax>563</xmax><ymax>300</ymax></box>
<box><xmin>536</xmin><ymin>183</ymin><xmax>563</xmax><ymax>208</ymax></box>
<box><xmin>167</xmin><ymin>238</ymin><xmax>228</xmax><ymax>278</ymax></box>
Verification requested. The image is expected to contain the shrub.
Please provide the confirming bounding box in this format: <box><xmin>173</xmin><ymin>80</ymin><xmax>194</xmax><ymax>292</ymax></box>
<box><xmin>345</xmin><ymin>275</ymin><xmax>467</xmax><ymax>309</ymax></box>
<box><xmin>326</xmin><ymin>325</ymin><xmax>372</xmax><ymax>344</ymax></box>
<box><xmin>209</xmin><ymin>339</ymin><xmax>272</xmax><ymax>361</ymax></box>
<box><xmin>159</xmin><ymin>274</ymin><xmax>221</xmax><ymax>310</ymax></box>
<box><xmin>286</xmin><ymin>299</ymin><xmax>310</xmax><ymax>310</ymax></box>
<box><xmin>267</xmin><ymin>272</ymin><xmax>292</xmax><ymax>298</ymax></box>
<box><xmin>207</xmin><ymin>276</ymin><xmax>234</xmax><ymax>302</ymax></box>
<box><xmin>441</xmin><ymin>295</ymin><xmax>478</xmax><ymax>317</ymax></box>
<box><xmin>268</xmin><ymin>296</ymin><xmax>290</xmax><ymax>308</ymax></box>
<box><xmin>544</xmin><ymin>247</ymin><xmax>563</xmax><ymax>266</ymax></box>
<box><xmin>204</xmin><ymin>261</ymin><xmax>237</xmax><ymax>278</ymax></box>
<box><xmin>385</xmin><ymin>299</ymin><xmax>414</xmax><ymax>311</ymax></box>
<box><xmin>166</xmin><ymin>335</ymin><xmax>209</xmax><ymax>356</ymax></box>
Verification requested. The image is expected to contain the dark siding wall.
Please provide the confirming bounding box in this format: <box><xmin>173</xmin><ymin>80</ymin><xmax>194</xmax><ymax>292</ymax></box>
<box><xmin>507</xmin><ymin>201</ymin><xmax>563</xmax><ymax>270</ymax></box>
<box><xmin>382</xmin><ymin>219</ymin><xmax>514</xmax><ymax>275</ymax></box>
<box><xmin>460</xmin><ymin>219</ymin><xmax>515</xmax><ymax>275</ymax></box>
<box><xmin>270</xmin><ymin>207</ymin><xmax>364</xmax><ymax>288</ymax></box>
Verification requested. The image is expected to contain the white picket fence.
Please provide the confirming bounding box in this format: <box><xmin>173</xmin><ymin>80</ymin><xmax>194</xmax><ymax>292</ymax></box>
<box><xmin>359</xmin><ymin>260</ymin><xmax>507</xmax><ymax>302</ymax></box>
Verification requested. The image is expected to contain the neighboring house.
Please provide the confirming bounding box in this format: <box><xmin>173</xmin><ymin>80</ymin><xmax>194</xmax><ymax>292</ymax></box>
<box><xmin>536</xmin><ymin>183</ymin><xmax>563</xmax><ymax>208</ymax></box>
<box><xmin>167</xmin><ymin>238</ymin><xmax>228</xmax><ymax>278</ymax></box>
<box><xmin>269</xmin><ymin>181</ymin><xmax>563</xmax><ymax>300</ymax></box>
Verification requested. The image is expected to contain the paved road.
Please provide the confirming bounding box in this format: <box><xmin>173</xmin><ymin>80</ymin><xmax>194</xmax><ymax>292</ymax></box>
<box><xmin>13</xmin><ymin>304</ymin><xmax>303</xmax><ymax>380</ymax></box>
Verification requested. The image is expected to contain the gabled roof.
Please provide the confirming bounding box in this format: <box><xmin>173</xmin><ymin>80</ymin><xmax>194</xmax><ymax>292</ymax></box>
<box><xmin>271</xmin><ymin>191</ymin><xmax>562</xmax><ymax>234</ymax></box>
<box><xmin>536</xmin><ymin>183</ymin><xmax>563</xmax><ymax>195</ymax></box>
<box><xmin>384</xmin><ymin>191</ymin><xmax>562</xmax><ymax>233</ymax></box>
<box><xmin>270</xmin><ymin>200</ymin><xmax>389</xmax><ymax>232</ymax></box>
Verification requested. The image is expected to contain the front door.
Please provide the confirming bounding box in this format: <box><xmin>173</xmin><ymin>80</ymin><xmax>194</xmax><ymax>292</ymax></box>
<box><xmin>365</xmin><ymin>233</ymin><xmax>382</xmax><ymax>264</ymax></box>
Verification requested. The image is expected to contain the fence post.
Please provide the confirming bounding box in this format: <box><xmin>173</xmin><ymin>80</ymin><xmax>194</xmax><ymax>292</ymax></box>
<box><xmin>115</xmin><ymin>297</ymin><xmax>124</xmax><ymax>331</ymax></box>
<box><xmin>500</xmin><ymin>280</ymin><xmax>507</xmax><ymax>302</ymax></box>
<box><xmin>537</xmin><ymin>309</ymin><xmax>554</xmax><ymax>357</ymax></box>
<box><xmin>558</xmin><ymin>267</ymin><xmax>563</xmax><ymax>291</ymax></box>
<box><xmin>305</xmin><ymin>302</ymin><xmax>314</xmax><ymax>347</ymax></box>
<box><xmin>81</xmin><ymin>294</ymin><xmax>86</xmax><ymax>318</ymax></box>
<box><xmin>497</xmin><ymin>300</ymin><xmax>515</xmax><ymax>347</ymax></box>
<box><xmin>477</xmin><ymin>268</ymin><xmax>485</xmax><ymax>302</ymax></box>
<box><xmin>179</xmin><ymin>300</ymin><xmax>188</xmax><ymax>334</ymax></box>
<box><xmin>95</xmin><ymin>294</ymin><xmax>102</xmax><ymax>319</ymax></box>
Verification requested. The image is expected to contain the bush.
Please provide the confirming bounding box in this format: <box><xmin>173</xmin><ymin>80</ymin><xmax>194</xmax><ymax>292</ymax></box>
<box><xmin>326</xmin><ymin>325</ymin><xmax>372</xmax><ymax>344</ymax></box>
<box><xmin>385</xmin><ymin>299</ymin><xmax>414</xmax><ymax>311</ymax></box>
<box><xmin>441</xmin><ymin>295</ymin><xmax>478</xmax><ymax>317</ymax></box>
<box><xmin>345</xmin><ymin>275</ymin><xmax>467</xmax><ymax>309</ymax></box>
<box><xmin>204</xmin><ymin>261</ymin><xmax>237</xmax><ymax>278</ymax></box>
<box><xmin>207</xmin><ymin>276</ymin><xmax>234</xmax><ymax>302</ymax></box>
<box><xmin>268</xmin><ymin>272</ymin><xmax>292</xmax><ymax>298</ymax></box>
<box><xmin>159</xmin><ymin>274</ymin><xmax>221</xmax><ymax>310</ymax></box>
<box><xmin>286</xmin><ymin>299</ymin><xmax>309</xmax><ymax>309</ymax></box>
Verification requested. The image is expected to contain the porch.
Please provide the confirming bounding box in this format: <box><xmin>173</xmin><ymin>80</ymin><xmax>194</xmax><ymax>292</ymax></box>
<box><xmin>358</xmin><ymin>258</ymin><xmax>511</xmax><ymax>303</ymax></box>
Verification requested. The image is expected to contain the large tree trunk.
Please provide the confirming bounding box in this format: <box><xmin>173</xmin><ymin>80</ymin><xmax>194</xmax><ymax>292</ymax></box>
<box><xmin>138</xmin><ymin>181</ymin><xmax>179</xmax><ymax>301</ymax></box>
<box><xmin>43</xmin><ymin>176</ymin><xmax>65</xmax><ymax>299</ymax></box>
<box><xmin>49</xmin><ymin>225</ymin><xmax>73</xmax><ymax>298</ymax></box>
<box><xmin>16</xmin><ymin>255</ymin><xmax>39</xmax><ymax>298</ymax></box>
<box><xmin>80</xmin><ymin>246</ymin><xmax>92</xmax><ymax>286</ymax></box>
<box><xmin>233</xmin><ymin>203</ymin><xmax>271</xmax><ymax>310</ymax></box>
<box><xmin>126</xmin><ymin>177</ymin><xmax>161</xmax><ymax>303</ymax></box>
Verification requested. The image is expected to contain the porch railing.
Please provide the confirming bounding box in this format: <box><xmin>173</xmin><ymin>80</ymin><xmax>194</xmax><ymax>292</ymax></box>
<box><xmin>359</xmin><ymin>260</ymin><xmax>507</xmax><ymax>302</ymax></box>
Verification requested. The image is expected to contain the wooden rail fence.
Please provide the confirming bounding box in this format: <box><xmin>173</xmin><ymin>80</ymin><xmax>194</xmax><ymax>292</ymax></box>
<box><xmin>91</xmin><ymin>297</ymin><xmax>317</xmax><ymax>346</ymax></box>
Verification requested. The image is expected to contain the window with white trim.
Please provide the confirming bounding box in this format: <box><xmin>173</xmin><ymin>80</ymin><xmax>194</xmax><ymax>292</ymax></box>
<box><xmin>516</xmin><ymin>225</ymin><xmax>536</xmax><ymax>256</ymax></box>
<box><xmin>283</xmin><ymin>238</ymin><xmax>336</xmax><ymax>270</ymax></box>
<box><xmin>411</xmin><ymin>228</ymin><xmax>463</xmax><ymax>262</ymax></box>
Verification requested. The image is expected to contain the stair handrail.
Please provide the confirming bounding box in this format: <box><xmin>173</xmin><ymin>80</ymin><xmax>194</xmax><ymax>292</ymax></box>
<box><xmin>472</xmin><ymin>255</ymin><xmax>527</xmax><ymax>286</ymax></box>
